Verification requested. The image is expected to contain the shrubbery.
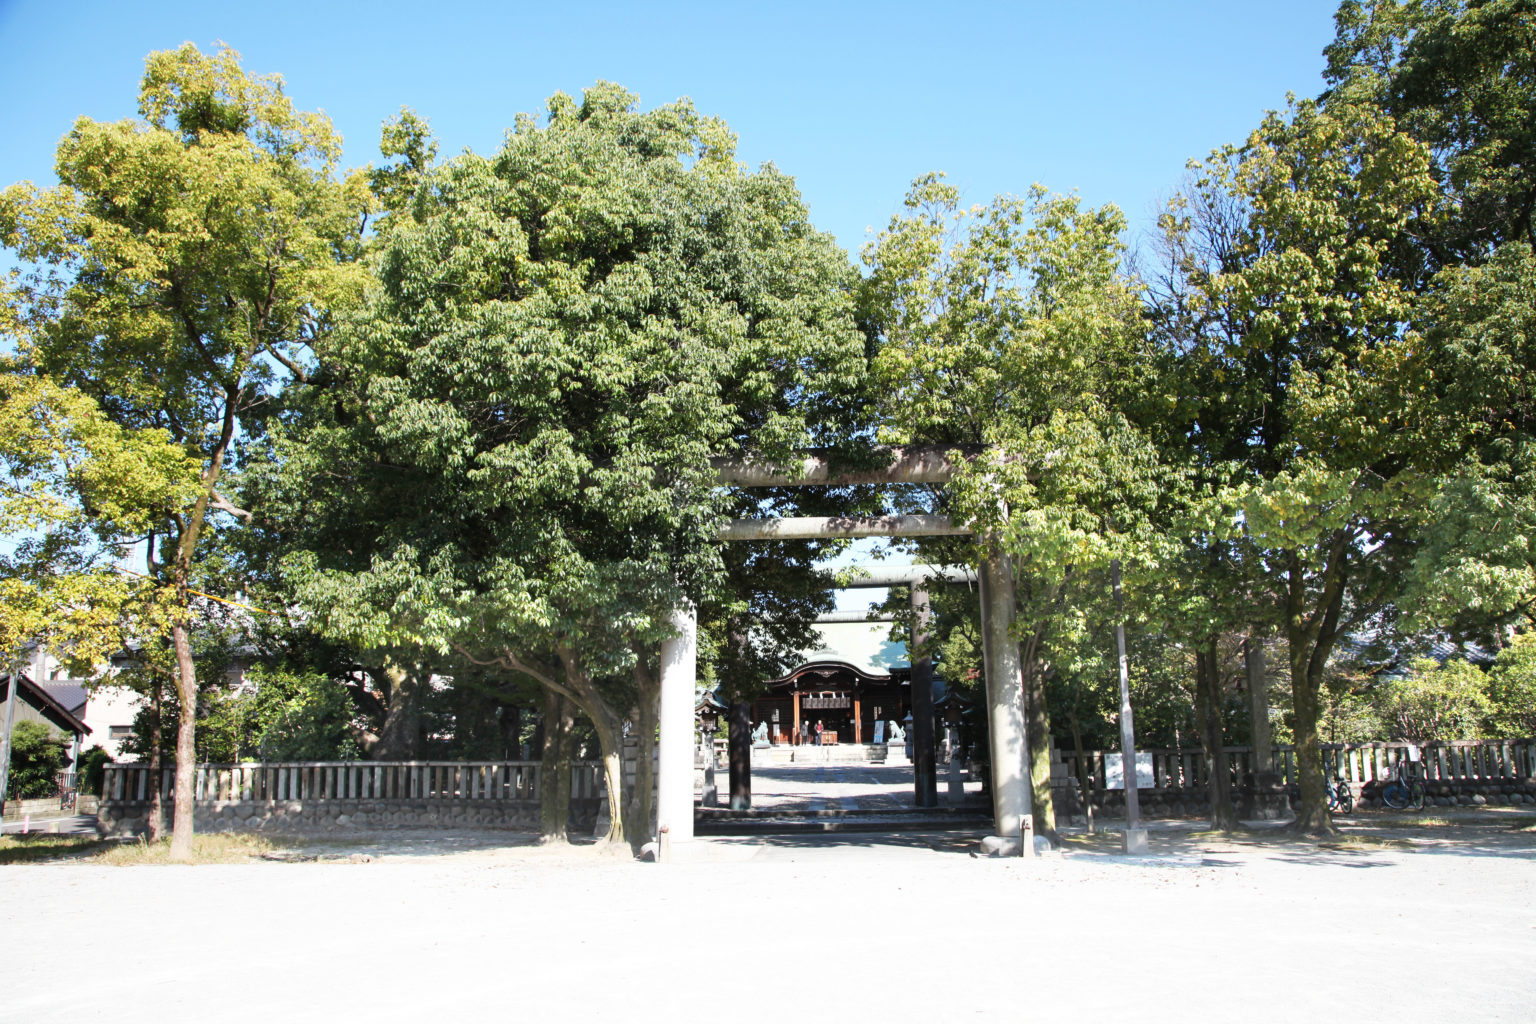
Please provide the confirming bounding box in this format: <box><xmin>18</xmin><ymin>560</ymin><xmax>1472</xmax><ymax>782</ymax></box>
<box><xmin>6</xmin><ymin>721</ymin><xmax>69</xmax><ymax>799</ymax></box>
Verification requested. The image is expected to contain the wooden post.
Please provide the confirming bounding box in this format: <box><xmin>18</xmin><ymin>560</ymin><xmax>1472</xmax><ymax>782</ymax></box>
<box><xmin>792</xmin><ymin>690</ymin><xmax>801</xmax><ymax>746</ymax></box>
<box><xmin>853</xmin><ymin>695</ymin><xmax>862</xmax><ymax>746</ymax></box>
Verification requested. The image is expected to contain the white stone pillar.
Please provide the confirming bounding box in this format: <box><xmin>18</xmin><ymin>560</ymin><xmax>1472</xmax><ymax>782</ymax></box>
<box><xmin>979</xmin><ymin>545</ymin><xmax>1035</xmax><ymax>854</ymax></box>
<box><xmin>657</xmin><ymin>604</ymin><xmax>698</xmax><ymax>845</ymax></box>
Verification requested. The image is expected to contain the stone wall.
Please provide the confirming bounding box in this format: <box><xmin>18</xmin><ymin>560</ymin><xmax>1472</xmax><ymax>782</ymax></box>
<box><xmin>1052</xmin><ymin>782</ymin><xmax>1249</xmax><ymax>821</ymax></box>
<box><xmin>1356</xmin><ymin>777</ymin><xmax>1536</xmax><ymax>808</ymax></box>
<box><xmin>1052</xmin><ymin>775</ymin><xmax>1536</xmax><ymax>820</ymax></box>
<box><xmin>97</xmin><ymin>797</ymin><xmax>601</xmax><ymax>837</ymax></box>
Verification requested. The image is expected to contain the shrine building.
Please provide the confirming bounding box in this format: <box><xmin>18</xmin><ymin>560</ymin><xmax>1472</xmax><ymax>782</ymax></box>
<box><xmin>751</xmin><ymin>621</ymin><xmax>907</xmax><ymax>746</ymax></box>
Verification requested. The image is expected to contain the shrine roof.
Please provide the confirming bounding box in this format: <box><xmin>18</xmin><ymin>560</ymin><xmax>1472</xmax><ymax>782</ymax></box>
<box><xmin>792</xmin><ymin>621</ymin><xmax>907</xmax><ymax>678</ymax></box>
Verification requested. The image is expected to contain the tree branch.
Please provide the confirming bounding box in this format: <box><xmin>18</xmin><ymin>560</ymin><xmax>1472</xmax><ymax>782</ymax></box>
<box><xmin>210</xmin><ymin>489</ymin><xmax>252</xmax><ymax>522</ymax></box>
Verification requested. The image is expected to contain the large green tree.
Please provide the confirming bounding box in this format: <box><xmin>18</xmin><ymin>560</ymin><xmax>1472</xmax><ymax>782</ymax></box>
<box><xmin>1325</xmin><ymin>2</ymin><xmax>1536</xmax><ymax>655</ymax></box>
<box><xmin>1325</xmin><ymin>0</ymin><xmax>1536</xmax><ymax>267</ymax></box>
<box><xmin>863</xmin><ymin>176</ymin><xmax>1165</xmax><ymax>839</ymax></box>
<box><xmin>1162</xmin><ymin>99</ymin><xmax>1439</xmax><ymax>832</ymax></box>
<box><xmin>282</xmin><ymin>83</ymin><xmax>868</xmax><ymax>849</ymax></box>
<box><xmin>1</xmin><ymin>44</ymin><xmax>369</xmax><ymax>858</ymax></box>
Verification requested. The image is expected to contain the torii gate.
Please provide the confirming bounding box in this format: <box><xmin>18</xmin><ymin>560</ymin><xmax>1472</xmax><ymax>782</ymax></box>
<box><xmin>655</xmin><ymin>447</ymin><xmax>1037</xmax><ymax>857</ymax></box>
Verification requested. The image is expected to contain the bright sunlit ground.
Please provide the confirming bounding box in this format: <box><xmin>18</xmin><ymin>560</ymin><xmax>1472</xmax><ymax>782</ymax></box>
<box><xmin>3</xmin><ymin>790</ymin><xmax>1533</xmax><ymax>1023</ymax></box>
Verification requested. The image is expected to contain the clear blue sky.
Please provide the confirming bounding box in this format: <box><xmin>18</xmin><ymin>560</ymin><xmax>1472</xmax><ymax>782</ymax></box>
<box><xmin>1</xmin><ymin>0</ymin><xmax>1344</xmax><ymax>255</ymax></box>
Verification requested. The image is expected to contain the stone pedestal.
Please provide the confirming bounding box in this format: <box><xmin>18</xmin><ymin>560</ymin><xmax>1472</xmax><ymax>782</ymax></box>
<box><xmin>947</xmin><ymin>755</ymin><xmax>964</xmax><ymax>804</ymax></box>
<box><xmin>884</xmin><ymin>742</ymin><xmax>908</xmax><ymax>766</ymax></box>
<box><xmin>977</xmin><ymin>834</ymin><xmax>1020</xmax><ymax>857</ymax></box>
<box><xmin>1239</xmin><ymin>771</ymin><xmax>1289</xmax><ymax>821</ymax></box>
<box><xmin>1123</xmin><ymin>827</ymin><xmax>1148</xmax><ymax>855</ymax></box>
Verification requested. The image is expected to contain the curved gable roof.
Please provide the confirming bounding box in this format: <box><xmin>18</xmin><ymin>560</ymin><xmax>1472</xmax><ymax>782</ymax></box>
<box><xmin>792</xmin><ymin>621</ymin><xmax>907</xmax><ymax>678</ymax></box>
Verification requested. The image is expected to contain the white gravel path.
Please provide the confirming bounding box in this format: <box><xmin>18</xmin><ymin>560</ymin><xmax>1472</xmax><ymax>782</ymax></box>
<box><xmin>4</xmin><ymin>819</ymin><xmax>1533</xmax><ymax>1023</ymax></box>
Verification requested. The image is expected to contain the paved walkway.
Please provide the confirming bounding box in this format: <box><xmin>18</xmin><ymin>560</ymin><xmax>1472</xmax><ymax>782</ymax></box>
<box><xmin>744</xmin><ymin>761</ymin><xmax>985</xmax><ymax>812</ymax></box>
<box><xmin>1</xmin><ymin>813</ymin><xmax>96</xmax><ymax>835</ymax></box>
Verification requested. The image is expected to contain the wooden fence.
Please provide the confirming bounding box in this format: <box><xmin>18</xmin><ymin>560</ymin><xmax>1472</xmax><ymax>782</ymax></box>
<box><xmin>1057</xmin><ymin>738</ymin><xmax>1536</xmax><ymax>792</ymax></box>
<box><xmin>102</xmin><ymin>760</ymin><xmax>604</xmax><ymax>805</ymax></box>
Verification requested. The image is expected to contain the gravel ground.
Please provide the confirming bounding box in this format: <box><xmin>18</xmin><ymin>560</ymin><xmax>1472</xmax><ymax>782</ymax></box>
<box><xmin>4</xmin><ymin>810</ymin><xmax>1533</xmax><ymax>1023</ymax></box>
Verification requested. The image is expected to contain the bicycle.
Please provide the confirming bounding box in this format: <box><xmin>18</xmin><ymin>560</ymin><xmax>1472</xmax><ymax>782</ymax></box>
<box><xmin>1380</xmin><ymin>760</ymin><xmax>1425</xmax><ymax>811</ymax></box>
<box><xmin>1326</xmin><ymin>773</ymin><xmax>1353</xmax><ymax>813</ymax></box>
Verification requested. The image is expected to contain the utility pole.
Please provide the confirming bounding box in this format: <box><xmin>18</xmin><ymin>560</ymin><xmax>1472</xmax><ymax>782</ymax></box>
<box><xmin>1112</xmin><ymin>561</ymin><xmax>1146</xmax><ymax>855</ymax></box>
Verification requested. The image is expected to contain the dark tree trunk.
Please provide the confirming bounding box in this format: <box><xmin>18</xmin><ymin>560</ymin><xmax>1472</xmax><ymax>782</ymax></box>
<box><xmin>624</xmin><ymin>662</ymin><xmax>659</xmax><ymax>851</ymax></box>
<box><xmin>1067</xmin><ymin>699</ymin><xmax>1094</xmax><ymax>834</ymax></box>
<box><xmin>728</xmin><ymin>701</ymin><xmax>752</xmax><ymax>810</ymax></box>
<box><xmin>1289</xmin><ymin>644</ymin><xmax>1330</xmax><ymax>833</ymax></box>
<box><xmin>147</xmin><ymin>675</ymin><xmax>165</xmax><ymax>842</ymax></box>
<box><xmin>1285</xmin><ymin>546</ymin><xmax>1348</xmax><ymax>836</ymax></box>
<box><xmin>540</xmin><ymin>688</ymin><xmax>572</xmax><ymax>843</ymax></box>
<box><xmin>1020</xmin><ymin>644</ymin><xmax>1057</xmax><ymax>841</ymax></box>
<box><xmin>1194</xmin><ymin>638</ymin><xmax>1238</xmax><ymax>831</ymax></box>
<box><xmin>373</xmin><ymin>659</ymin><xmax>425</xmax><ymax>761</ymax></box>
<box><xmin>501</xmin><ymin>704</ymin><xmax>522</xmax><ymax>760</ymax></box>
<box><xmin>1244</xmin><ymin>637</ymin><xmax>1272</xmax><ymax>772</ymax></box>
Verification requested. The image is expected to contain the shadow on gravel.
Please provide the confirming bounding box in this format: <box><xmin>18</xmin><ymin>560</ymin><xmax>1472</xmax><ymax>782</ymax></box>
<box><xmin>1055</xmin><ymin>809</ymin><xmax>1536</xmax><ymax>869</ymax></box>
<box><xmin>721</xmin><ymin>830</ymin><xmax>988</xmax><ymax>856</ymax></box>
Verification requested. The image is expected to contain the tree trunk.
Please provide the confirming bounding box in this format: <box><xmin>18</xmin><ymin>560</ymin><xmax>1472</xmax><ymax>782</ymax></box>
<box><xmin>539</xmin><ymin>689</ymin><xmax>572</xmax><ymax>843</ymax></box>
<box><xmin>1288</xmin><ymin>639</ymin><xmax>1331</xmax><ymax>834</ymax></box>
<box><xmin>1019</xmin><ymin>645</ymin><xmax>1057</xmax><ymax>841</ymax></box>
<box><xmin>728</xmin><ymin>701</ymin><xmax>751</xmax><ymax>810</ymax></box>
<box><xmin>1284</xmin><ymin>539</ymin><xmax>1351</xmax><ymax>836</ymax></box>
<box><xmin>163</xmin><ymin>394</ymin><xmax>237</xmax><ymax>862</ymax></box>
<box><xmin>1245</xmin><ymin>637</ymin><xmax>1272</xmax><ymax>772</ymax></box>
<box><xmin>553</xmin><ymin>654</ymin><xmax>631</xmax><ymax>848</ymax></box>
<box><xmin>592</xmin><ymin>712</ymin><xmax>627</xmax><ymax>847</ymax></box>
<box><xmin>147</xmin><ymin>675</ymin><xmax>165</xmax><ymax>842</ymax></box>
<box><xmin>374</xmin><ymin>658</ymin><xmax>425</xmax><ymax>760</ymax></box>
<box><xmin>168</xmin><ymin>618</ymin><xmax>198</xmax><ymax>861</ymax></box>
<box><xmin>1194</xmin><ymin>638</ymin><xmax>1238</xmax><ymax>831</ymax></box>
<box><xmin>1067</xmin><ymin>699</ymin><xmax>1094</xmax><ymax>834</ymax></box>
<box><xmin>624</xmin><ymin>663</ymin><xmax>659</xmax><ymax>850</ymax></box>
<box><xmin>501</xmin><ymin>705</ymin><xmax>522</xmax><ymax>761</ymax></box>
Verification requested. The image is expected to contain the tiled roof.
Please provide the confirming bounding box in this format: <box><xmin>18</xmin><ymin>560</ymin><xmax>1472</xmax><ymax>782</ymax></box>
<box><xmin>797</xmin><ymin>621</ymin><xmax>908</xmax><ymax>677</ymax></box>
<box><xmin>40</xmin><ymin>682</ymin><xmax>87</xmax><ymax>717</ymax></box>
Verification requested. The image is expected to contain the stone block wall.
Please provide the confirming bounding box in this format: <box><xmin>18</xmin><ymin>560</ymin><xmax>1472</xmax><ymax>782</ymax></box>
<box><xmin>1052</xmin><ymin>776</ymin><xmax>1536</xmax><ymax>820</ymax></box>
<box><xmin>1356</xmin><ymin>777</ymin><xmax>1536</xmax><ymax>808</ymax></box>
<box><xmin>97</xmin><ymin>797</ymin><xmax>601</xmax><ymax>837</ymax></box>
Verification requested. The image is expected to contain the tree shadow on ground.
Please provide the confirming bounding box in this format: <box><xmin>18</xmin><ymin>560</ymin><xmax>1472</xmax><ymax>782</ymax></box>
<box><xmin>1058</xmin><ymin>809</ymin><xmax>1536</xmax><ymax>869</ymax></box>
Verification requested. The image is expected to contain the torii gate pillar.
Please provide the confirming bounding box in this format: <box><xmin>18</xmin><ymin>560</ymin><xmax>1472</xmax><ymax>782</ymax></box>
<box><xmin>979</xmin><ymin>546</ymin><xmax>1036</xmax><ymax>856</ymax></box>
<box><xmin>657</xmin><ymin>604</ymin><xmax>698</xmax><ymax>846</ymax></box>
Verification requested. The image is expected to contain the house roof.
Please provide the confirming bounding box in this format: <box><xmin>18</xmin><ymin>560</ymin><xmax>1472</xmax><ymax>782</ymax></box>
<box><xmin>0</xmin><ymin>674</ymin><xmax>91</xmax><ymax>736</ymax></box>
<box><xmin>40</xmin><ymin>682</ymin><xmax>87</xmax><ymax>718</ymax></box>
